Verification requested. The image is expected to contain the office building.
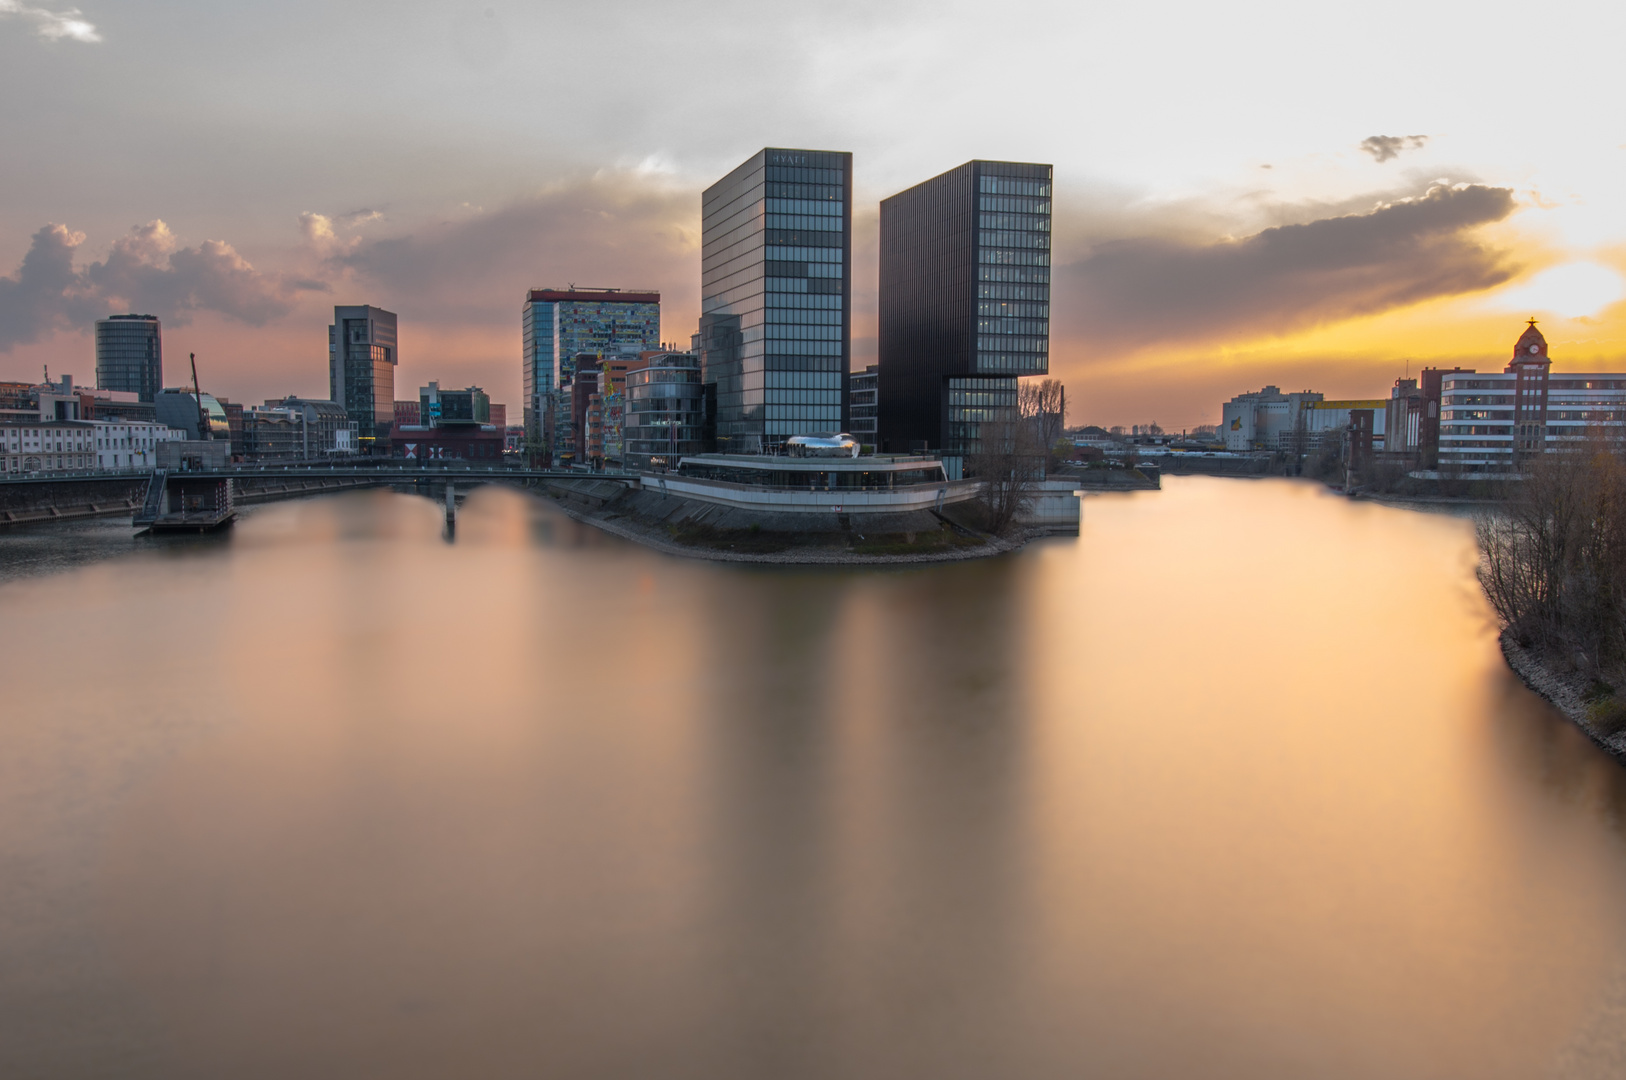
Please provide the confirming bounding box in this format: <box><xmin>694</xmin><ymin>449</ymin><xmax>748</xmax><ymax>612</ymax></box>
<box><xmin>624</xmin><ymin>350</ymin><xmax>705</xmax><ymax>471</ymax></box>
<box><xmin>329</xmin><ymin>305</ymin><xmax>398</xmax><ymax>451</ymax></box>
<box><xmin>850</xmin><ymin>364</ymin><xmax>878</xmax><ymax>443</ymax></box>
<box><xmin>263</xmin><ymin>396</ymin><xmax>358</xmax><ymax>458</ymax></box>
<box><xmin>521</xmin><ymin>288</ymin><xmax>660</xmax><ymax>462</ymax></box>
<box><xmin>699</xmin><ymin>147</ymin><xmax>852</xmax><ymax>453</ymax></box>
<box><xmin>876</xmin><ymin>160</ymin><xmax>1051</xmax><ymax>476</ymax></box>
<box><xmin>1438</xmin><ymin>320</ymin><xmax>1626</xmax><ymax>473</ymax></box>
<box><xmin>394</xmin><ymin>399</ymin><xmax>421</xmax><ymax>428</ymax></box>
<box><xmin>419</xmin><ymin>382</ymin><xmax>490</xmax><ymax>427</ymax></box>
<box><xmin>95</xmin><ymin>315</ymin><xmax>163</xmax><ymax>402</ymax></box>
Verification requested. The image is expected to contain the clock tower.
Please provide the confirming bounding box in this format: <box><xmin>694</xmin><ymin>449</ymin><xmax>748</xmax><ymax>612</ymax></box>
<box><xmin>1505</xmin><ymin>318</ymin><xmax>1551</xmax><ymax>463</ymax></box>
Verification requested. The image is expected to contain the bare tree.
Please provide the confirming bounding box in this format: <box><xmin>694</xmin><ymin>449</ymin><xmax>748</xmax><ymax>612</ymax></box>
<box><xmin>966</xmin><ymin>413</ymin><xmax>1045</xmax><ymax>535</ymax></box>
<box><xmin>1478</xmin><ymin>431</ymin><xmax>1626</xmax><ymax>676</ymax></box>
<box><xmin>1019</xmin><ymin>378</ymin><xmax>1068</xmax><ymax>463</ymax></box>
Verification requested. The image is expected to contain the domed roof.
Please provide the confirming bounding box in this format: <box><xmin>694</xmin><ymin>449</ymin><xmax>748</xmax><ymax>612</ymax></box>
<box><xmin>1513</xmin><ymin>318</ymin><xmax>1548</xmax><ymax>362</ymax></box>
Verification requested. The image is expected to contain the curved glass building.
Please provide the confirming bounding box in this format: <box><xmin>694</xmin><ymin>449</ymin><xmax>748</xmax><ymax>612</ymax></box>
<box><xmin>95</xmin><ymin>315</ymin><xmax>162</xmax><ymax>403</ymax></box>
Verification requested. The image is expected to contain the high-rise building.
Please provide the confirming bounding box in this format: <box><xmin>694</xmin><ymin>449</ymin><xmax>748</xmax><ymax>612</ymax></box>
<box><xmin>699</xmin><ymin>148</ymin><xmax>851</xmax><ymax>454</ymax></box>
<box><xmin>328</xmin><ymin>305</ymin><xmax>398</xmax><ymax>451</ymax></box>
<box><xmin>624</xmin><ymin>350</ymin><xmax>704</xmax><ymax>471</ymax></box>
<box><xmin>521</xmin><ymin>288</ymin><xmax>660</xmax><ymax>463</ymax></box>
<box><xmin>877</xmin><ymin>160</ymin><xmax>1052</xmax><ymax>475</ymax></box>
<box><xmin>95</xmin><ymin>314</ymin><xmax>162</xmax><ymax>402</ymax></box>
<box><xmin>849</xmin><ymin>364</ymin><xmax>878</xmax><ymax>443</ymax></box>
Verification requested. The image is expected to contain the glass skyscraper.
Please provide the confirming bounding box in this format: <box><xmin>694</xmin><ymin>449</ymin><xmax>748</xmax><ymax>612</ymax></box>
<box><xmin>877</xmin><ymin>160</ymin><xmax>1051</xmax><ymax>473</ymax></box>
<box><xmin>521</xmin><ymin>288</ymin><xmax>660</xmax><ymax>462</ymax></box>
<box><xmin>95</xmin><ymin>314</ymin><xmax>162</xmax><ymax>402</ymax></box>
<box><xmin>328</xmin><ymin>305</ymin><xmax>398</xmax><ymax>451</ymax></box>
<box><xmin>699</xmin><ymin>148</ymin><xmax>851</xmax><ymax>453</ymax></box>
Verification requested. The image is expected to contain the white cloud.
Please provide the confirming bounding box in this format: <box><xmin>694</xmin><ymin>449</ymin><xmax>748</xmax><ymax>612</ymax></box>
<box><xmin>0</xmin><ymin>0</ymin><xmax>100</xmax><ymax>42</ymax></box>
<box><xmin>1489</xmin><ymin>262</ymin><xmax>1626</xmax><ymax>320</ymax></box>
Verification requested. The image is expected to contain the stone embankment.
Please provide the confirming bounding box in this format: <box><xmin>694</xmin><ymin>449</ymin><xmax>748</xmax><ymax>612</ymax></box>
<box><xmin>0</xmin><ymin>476</ymin><xmax>147</xmax><ymax>526</ymax></box>
<box><xmin>541</xmin><ymin>478</ymin><xmax>1042</xmax><ymax>566</ymax></box>
<box><xmin>1499</xmin><ymin>630</ymin><xmax>1626</xmax><ymax>760</ymax></box>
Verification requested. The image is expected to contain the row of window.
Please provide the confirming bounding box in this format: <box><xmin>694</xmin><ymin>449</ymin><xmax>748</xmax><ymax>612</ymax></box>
<box><xmin>765</xmin><ymin>182</ymin><xmax>841</xmax><ymax>201</ymax></box>
<box><xmin>975</xmin><ymin>353</ymin><xmax>1049</xmax><ymax>373</ymax></box>
<box><xmin>766</xmin><ymin>198</ymin><xmax>844</xmax><ymax>217</ymax></box>
<box><xmin>979</xmin><ymin>266</ymin><xmax>1050</xmax><ymax>284</ymax></box>
<box><xmin>766</xmin><ymin>214</ymin><xmax>843</xmax><ymax>233</ymax></box>
<box><xmin>767</xmin><ymin>389</ymin><xmax>842</xmax><ymax>406</ymax></box>
<box><xmin>766</xmin><ymin>292</ymin><xmax>843</xmax><ymax>310</ymax></box>
<box><xmin>763</xmin><ymin>405</ymin><xmax>841</xmax><ymax>419</ymax></box>
<box><xmin>766</xmin><ymin>246</ymin><xmax>843</xmax><ymax>263</ymax></box>
<box><xmin>976</xmin><ymin>334</ymin><xmax>1047</xmax><ymax>352</ymax></box>
<box><xmin>765</xmin><ymin>324</ymin><xmax>842</xmax><ymax>339</ymax></box>
<box><xmin>765</xmin><ymin>228</ymin><xmax>843</xmax><ymax>248</ymax></box>
<box><xmin>981</xmin><ymin>230</ymin><xmax>1049</xmax><ymax>250</ymax></box>
<box><xmin>978</xmin><ymin>301</ymin><xmax>1048</xmax><ymax>317</ymax></box>
<box><xmin>766</xmin><ymin>277</ymin><xmax>843</xmax><ymax>295</ymax></box>
<box><xmin>978</xmin><ymin>213</ymin><xmax>1050</xmax><ymax>232</ymax></box>
<box><xmin>766</xmin><ymin>370</ymin><xmax>843</xmax><ymax>390</ymax></box>
<box><xmin>765</xmin><ymin>308</ymin><xmax>842</xmax><ymax>325</ymax></box>
<box><xmin>979</xmin><ymin>195</ymin><xmax>1050</xmax><ymax>215</ymax></box>
<box><xmin>765</xmin><ymin>340</ymin><xmax>843</xmax><ymax>356</ymax></box>
<box><xmin>765</xmin><ymin>165</ymin><xmax>844</xmax><ymax>185</ymax></box>
<box><xmin>979</xmin><ymin>249</ymin><xmax>1050</xmax><ymax>267</ymax></box>
<box><xmin>978</xmin><ymin>317</ymin><xmax>1049</xmax><ymax>335</ymax></box>
<box><xmin>979</xmin><ymin>176</ymin><xmax>1050</xmax><ymax>196</ymax></box>
<box><xmin>766</xmin><ymin>260</ymin><xmax>844</xmax><ymax>279</ymax></box>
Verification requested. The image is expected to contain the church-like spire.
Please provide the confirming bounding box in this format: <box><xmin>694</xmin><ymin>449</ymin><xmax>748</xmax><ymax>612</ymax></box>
<box><xmin>1512</xmin><ymin>317</ymin><xmax>1549</xmax><ymax>363</ymax></box>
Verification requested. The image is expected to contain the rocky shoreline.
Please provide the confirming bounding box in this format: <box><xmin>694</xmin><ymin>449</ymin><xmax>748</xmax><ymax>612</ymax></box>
<box><xmin>1498</xmin><ymin>629</ymin><xmax>1626</xmax><ymax>760</ymax></box>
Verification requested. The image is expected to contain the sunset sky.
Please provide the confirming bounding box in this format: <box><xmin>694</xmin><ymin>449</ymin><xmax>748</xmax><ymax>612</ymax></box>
<box><xmin>3</xmin><ymin>0</ymin><xmax>1625</xmax><ymax>429</ymax></box>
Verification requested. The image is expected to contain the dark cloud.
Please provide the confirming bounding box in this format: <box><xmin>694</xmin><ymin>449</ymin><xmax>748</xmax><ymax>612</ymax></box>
<box><xmin>1055</xmin><ymin>183</ymin><xmax>1518</xmax><ymax>352</ymax></box>
<box><xmin>0</xmin><ymin>220</ymin><xmax>299</xmax><ymax>351</ymax></box>
<box><xmin>1360</xmin><ymin>135</ymin><xmax>1429</xmax><ymax>163</ymax></box>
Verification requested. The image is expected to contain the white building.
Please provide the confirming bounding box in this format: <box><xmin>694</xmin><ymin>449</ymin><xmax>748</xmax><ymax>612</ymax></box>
<box><xmin>94</xmin><ymin>420</ymin><xmax>185</xmax><ymax>470</ymax></box>
<box><xmin>1</xmin><ymin>420</ymin><xmax>97</xmax><ymax>474</ymax></box>
<box><xmin>1439</xmin><ymin>320</ymin><xmax>1626</xmax><ymax>473</ymax></box>
<box><xmin>1221</xmin><ymin>386</ymin><xmax>1386</xmax><ymax>452</ymax></box>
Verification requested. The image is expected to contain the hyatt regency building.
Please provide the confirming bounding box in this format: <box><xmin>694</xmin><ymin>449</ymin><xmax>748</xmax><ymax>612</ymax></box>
<box><xmin>698</xmin><ymin>148</ymin><xmax>852</xmax><ymax>453</ymax></box>
<box><xmin>877</xmin><ymin>160</ymin><xmax>1052</xmax><ymax>476</ymax></box>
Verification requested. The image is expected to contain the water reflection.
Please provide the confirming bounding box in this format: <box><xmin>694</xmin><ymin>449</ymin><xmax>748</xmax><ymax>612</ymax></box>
<box><xmin>2</xmin><ymin>479</ymin><xmax>1626</xmax><ymax>1077</ymax></box>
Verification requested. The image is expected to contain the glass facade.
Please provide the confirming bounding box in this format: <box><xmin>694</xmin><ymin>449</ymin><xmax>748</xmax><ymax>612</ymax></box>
<box><xmin>328</xmin><ymin>306</ymin><xmax>397</xmax><ymax>450</ymax></box>
<box><xmin>849</xmin><ymin>364</ymin><xmax>878</xmax><ymax>440</ymax></box>
<box><xmin>521</xmin><ymin>289</ymin><xmax>660</xmax><ymax>462</ymax></box>
<box><xmin>700</xmin><ymin>148</ymin><xmax>851</xmax><ymax>453</ymax></box>
<box><xmin>624</xmin><ymin>351</ymin><xmax>705</xmax><ymax>471</ymax></box>
<box><xmin>95</xmin><ymin>315</ymin><xmax>162</xmax><ymax>403</ymax></box>
<box><xmin>877</xmin><ymin>161</ymin><xmax>1051</xmax><ymax>460</ymax></box>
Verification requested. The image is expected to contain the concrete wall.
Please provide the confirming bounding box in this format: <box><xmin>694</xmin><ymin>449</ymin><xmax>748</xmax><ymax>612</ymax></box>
<box><xmin>641</xmin><ymin>474</ymin><xmax>980</xmax><ymax>514</ymax></box>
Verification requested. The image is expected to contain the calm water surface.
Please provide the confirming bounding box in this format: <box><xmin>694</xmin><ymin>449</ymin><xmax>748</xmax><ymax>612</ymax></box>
<box><xmin>4</xmin><ymin>477</ymin><xmax>1626</xmax><ymax>1079</ymax></box>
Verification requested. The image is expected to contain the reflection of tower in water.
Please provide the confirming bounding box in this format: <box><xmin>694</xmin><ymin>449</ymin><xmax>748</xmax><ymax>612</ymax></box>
<box><xmin>687</xmin><ymin>559</ymin><xmax>1041</xmax><ymax>1071</ymax></box>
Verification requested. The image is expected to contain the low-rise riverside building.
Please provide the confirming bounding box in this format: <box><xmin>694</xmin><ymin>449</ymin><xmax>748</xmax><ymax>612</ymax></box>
<box><xmin>1</xmin><ymin>420</ymin><xmax>98</xmax><ymax>474</ymax></box>
<box><xmin>94</xmin><ymin>421</ymin><xmax>184</xmax><ymax>469</ymax></box>
<box><xmin>1437</xmin><ymin>320</ymin><xmax>1626</xmax><ymax>474</ymax></box>
<box><xmin>1221</xmin><ymin>386</ymin><xmax>1387</xmax><ymax>452</ymax></box>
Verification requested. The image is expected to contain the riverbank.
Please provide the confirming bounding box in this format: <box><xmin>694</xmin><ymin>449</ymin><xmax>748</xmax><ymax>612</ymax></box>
<box><xmin>1499</xmin><ymin>629</ymin><xmax>1626</xmax><ymax>760</ymax></box>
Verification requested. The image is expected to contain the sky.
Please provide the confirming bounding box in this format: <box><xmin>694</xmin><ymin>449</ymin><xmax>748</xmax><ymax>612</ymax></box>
<box><xmin>3</xmin><ymin>0</ymin><xmax>1626</xmax><ymax>429</ymax></box>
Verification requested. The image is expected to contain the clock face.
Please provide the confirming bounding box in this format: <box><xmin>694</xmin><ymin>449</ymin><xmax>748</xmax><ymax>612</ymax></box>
<box><xmin>1530</xmin><ymin>344</ymin><xmax>1540</xmax><ymax>353</ymax></box>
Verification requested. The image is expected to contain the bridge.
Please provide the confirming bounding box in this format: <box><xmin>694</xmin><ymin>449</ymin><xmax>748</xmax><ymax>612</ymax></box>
<box><xmin>0</xmin><ymin>464</ymin><xmax>640</xmax><ymax>527</ymax></box>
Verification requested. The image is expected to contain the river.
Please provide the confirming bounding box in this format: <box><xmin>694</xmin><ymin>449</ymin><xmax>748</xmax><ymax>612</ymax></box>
<box><xmin>2</xmin><ymin>476</ymin><xmax>1625</xmax><ymax>1078</ymax></box>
